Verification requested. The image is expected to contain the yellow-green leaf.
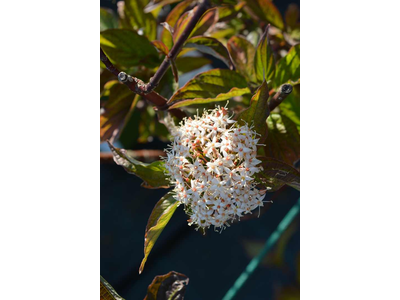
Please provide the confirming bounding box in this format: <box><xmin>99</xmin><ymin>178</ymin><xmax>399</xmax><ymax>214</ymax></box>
<box><xmin>152</xmin><ymin>40</ymin><xmax>170</xmax><ymax>55</ymax></box>
<box><xmin>100</xmin><ymin>276</ymin><xmax>125</xmax><ymax>300</ymax></box>
<box><xmin>190</xmin><ymin>7</ymin><xmax>219</xmax><ymax>38</ymax></box>
<box><xmin>167</xmin><ymin>69</ymin><xmax>251</xmax><ymax>109</ymax></box>
<box><xmin>227</xmin><ymin>35</ymin><xmax>256</xmax><ymax>83</ymax></box>
<box><xmin>279</xmin><ymin>84</ymin><xmax>300</xmax><ymax>131</ymax></box>
<box><xmin>124</xmin><ymin>0</ymin><xmax>157</xmax><ymax>40</ymax></box>
<box><xmin>107</xmin><ymin>141</ymin><xmax>170</xmax><ymax>188</ymax></box>
<box><xmin>217</xmin><ymin>2</ymin><xmax>246</xmax><ymax>22</ymax></box>
<box><xmin>144</xmin><ymin>0</ymin><xmax>183</xmax><ymax>13</ymax></box>
<box><xmin>237</xmin><ymin>80</ymin><xmax>270</xmax><ymax>143</ymax></box>
<box><xmin>244</xmin><ymin>0</ymin><xmax>284</xmax><ymax>30</ymax></box>
<box><xmin>100</xmin><ymin>29</ymin><xmax>160</xmax><ymax>68</ymax></box>
<box><xmin>254</xmin><ymin>25</ymin><xmax>275</xmax><ymax>84</ymax></box>
<box><xmin>161</xmin><ymin>0</ymin><xmax>193</xmax><ymax>49</ymax></box>
<box><xmin>274</xmin><ymin>44</ymin><xmax>300</xmax><ymax>88</ymax></box>
<box><xmin>139</xmin><ymin>192</ymin><xmax>179</xmax><ymax>274</ymax></box>
<box><xmin>265</xmin><ymin>113</ymin><xmax>300</xmax><ymax>166</ymax></box>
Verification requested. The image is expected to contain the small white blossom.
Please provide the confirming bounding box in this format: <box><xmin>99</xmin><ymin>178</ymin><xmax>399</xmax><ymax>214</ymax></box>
<box><xmin>163</xmin><ymin>106</ymin><xmax>267</xmax><ymax>231</ymax></box>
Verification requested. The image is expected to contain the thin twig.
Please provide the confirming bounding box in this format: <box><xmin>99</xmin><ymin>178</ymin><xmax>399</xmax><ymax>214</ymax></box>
<box><xmin>100</xmin><ymin>48</ymin><xmax>120</xmax><ymax>77</ymax></box>
<box><xmin>100</xmin><ymin>0</ymin><xmax>209</xmax><ymax>113</ymax></box>
<box><xmin>144</xmin><ymin>0</ymin><xmax>210</xmax><ymax>93</ymax></box>
<box><xmin>100</xmin><ymin>48</ymin><xmax>186</xmax><ymax>119</ymax></box>
<box><xmin>268</xmin><ymin>83</ymin><xmax>293</xmax><ymax>111</ymax></box>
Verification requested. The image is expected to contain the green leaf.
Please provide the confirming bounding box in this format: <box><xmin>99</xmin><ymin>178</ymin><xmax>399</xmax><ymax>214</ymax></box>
<box><xmin>167</xmin><ymin>69</ymin><xmax>251</xmax><ymax>109</ymax></box>
<box><xmin>124</xmin><ymin>0</ymin><xmax>157</xmax><ymax>41</ymax></box>
<box><xmin>254</xmin><ymin>25</ymin><xmax>275</xmax><ymax>84</ymax></box>
<box><xmin>100</xmin><ymin>81</ymin><xmax>137</xmax><ymax>143</ymax></box>
<box><xmin>175</xmin><ymin>56</ymin><xmax>211</xmax><ymax>73</ymax></box>
<box><xmin>107</xmin><ymin>141</ymin><xmax>170</xmax><ymax>188</ymax></box>
<box><xmin>265</xmin><ymin>113</ymin><xmax>300</xmax><ymax>166</ymax></box>
<box><xmin>144</xmin><ymin>0</ymin><xmax>183</xmax><ymax>13</ymax></box>
<box><xmin>279</xmin><ymin>84</ymin><xmax>300</xmax><ymax>131</ymax></box>
<box><xmin>237</xmin><ymin>80</ymin><xmax>270</xmax><ymax>143</ymax></box>
<box><xmin>100</xmin><ymin>276</ymin><xmax>125</xmax><ymax>300</ymax></box>
<box><xmin>139</xmin><ymin>192</ymin><xmax>179</xmax><ymax>274</ymax></box>
<box><xmin>172</xmin><ymin>9</ymin><xmax>192</xmax><ymax>43</ymax></box>
<box><xmin>227</xmin><ymin>35</ymin><xmax>257</xmax><ymax>83</ymax></box>
<box><xmin>257</xmin><ymin>156</ymin><xmax>300</xmax><ymax>191</ymax></box>
<box><xmin>152</xmin><ymin>40</ymin><xmax>170</xmax><ymax>55</ymax></box>
<box><xmin>274</xmin><ymin>44</ymin><xmax>300</xmax><ymax>88</ymax></box>
<box><xmin>100</xmin><ymin>29</ymin><xmax>160</xmax><ymax>68</ymax></box>
<box><xmin>173</xmin><ymin>7</ymin><xmax>218</xmax><ymax>44</ymax></box>
<box><xmin>184</xmin><ymin>36</ymin><xmax>234</xmax><ymax>69</ymax></box>
<box><xmin>144</xmin><ymin>271</ymin><xmax>189</xmax><ymax>300</ymax></box>
<box><xmin>217</xmin><ymin>2</ymin><xmax>246</xmax><ymax>22</ymax></box>
<box><xmin>190</xmin><ymin>8</ymin><xmax>219</xmax><ymax>38</ymax></box>
<box><xmin>161</xmin><ymin>0</ymin><xmax>193</xmax><ymax>50</ymax></box>
<box><xmin>244</xmin><ymin>0</ymin><xmax>284</xmax><ymax>30</ymax></box>
<box><xmin>100</xmin><ymin>8</ymin><xmax>118</xmax><ymax>32</ymax></box>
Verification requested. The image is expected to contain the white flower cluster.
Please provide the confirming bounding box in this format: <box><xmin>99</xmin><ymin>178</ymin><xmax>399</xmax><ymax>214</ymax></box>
<box><xmin>164</xmin><ymin>106</ymin><xmax>267</xmax><ymax>231</ymax></box>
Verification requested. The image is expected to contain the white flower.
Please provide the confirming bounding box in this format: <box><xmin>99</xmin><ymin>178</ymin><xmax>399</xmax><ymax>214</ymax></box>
<box><xmin>163</xmin><ymin>105</ymin><xmax>267</xmax><ymax>232</ymax></box>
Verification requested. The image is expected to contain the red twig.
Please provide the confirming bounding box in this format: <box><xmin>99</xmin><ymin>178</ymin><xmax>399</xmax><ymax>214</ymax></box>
<box><xmin>268</xmin><ymin>84</ymin><xmax>293</xmax><ymax>111</ymax></box>
<box><xmin>144</xmin><ymin>0</ymin><xmax>209</xmax><ymax>93</ymax></box>
<box><xmin>100</xmin><ymin>0</ymin><xmax>210</xmax><ymax>115</ymax></box>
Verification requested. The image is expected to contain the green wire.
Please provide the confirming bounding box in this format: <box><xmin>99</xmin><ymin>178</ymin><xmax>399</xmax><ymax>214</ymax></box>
<box><xmin>222</xmin><ymin>198</ymin><xmax>300</xmax><ymax>300</ymax></box>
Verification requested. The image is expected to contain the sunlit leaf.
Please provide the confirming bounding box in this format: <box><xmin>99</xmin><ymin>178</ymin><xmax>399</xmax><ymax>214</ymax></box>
<box><xmin>191</xmin><ymin>8</ymin><xmax>219</xmax><ymax>37</ymax></box>
<box><xmin>217</xmin><ymin>2</ymin><xmax>246</xmax><ymax>22</ymax></box>
<box><xmin>174</xmin><ymin>7</ymin><xmax>219</xmax><ymax>44</ymax></box>
<box><xmin>100</xmin><ymin>80</ymin><xmax>137</xmax><ymax>143</ymax></box>
<box><xmin>184</xmin><ymin>36</ymin><xmax>234</xmax><ymax>69</ymax></box>
<box><xmin>107</xmin><ymin>141</ymin><xmax>170</xmax><ymax>188</ymax></box>
<box><xmin>227</xmin><ymin>35</ymin><xmax>256</xmax><ymax>82</ymax></box>
<box><xmin>168</xmin><ymin>69</ymin><xmax>251</xmax><ymax>109</ymax></box>
<box><xmin>274</xmin><ymin>44</ymin><xmax>300</xmax><ymax>88</ymax></box>
<box><xmin>237</xmin><ymin>80</ymin><xmax>270</xmax><ymax>143</ymax></box>
<box><xmin>100</xmin><ymin>29</ymin><xmax>160</xmax><ymax>68</ymax></box>
<box><xmin>254</xmin><ymin>25</ymin><xmax>275</xmax><ymax>84</ymax></box>
<box><xmin>244</xmin><ymin>0</ymin><xmax>284</xmax><ymax>30</ymax></box>
<box><xmin>144</xmin><ymin>0</ymin><xmax>183</xmax><ymax>13</ymax></box>
<box><xmin>144</xmin><ymin>271</ymin><xmax>189</xmax><ymax>300</ymax></box>
<box><xmin>124</xmin><ymin>0</ymin><xmax>157</xmax><ymax>40</ymax></box>
<box><xmin>100</xmin><ymin>276</ymin><xmax>125</xmax><ymax>300</ymax></box>
<box><xmin>152</xmin><ymin>40</ymin><xmax>170</xmax><ymax>55</ymax></box>
<box><xmin>161</xmin><ymin>0</ymin><xmax>193</xmax><ymax>49</ymax></box>
<box><xmin>209</xmin><ymin>26</ymin><xmax>238</xmax><ymax>41</ymax></box>
<box><xmin>100</xmin><ymin>8</ymin><xmax>118</xmax><ymax>32</ymax></box>
<box><xmin>257</xmin><ymin>156</ymin><xmax>300</xmax><ymax>191</ymax></box>
<box><xmin>265</xmin><ymin>113</ymin><xmax>300</xmax><ymax>166</ymax></box>
<box><xmin>139</xmin><ymin>192</ymin><xmax>179</xmax><ymax>274</ymax></box>
<box><xmin>173</xmin><ymin>7</ymin><xmax>195</xmax><ymax>43</ymax></box>
<box><xmin>175</xmin><ymin>56</ymin><xmax>211</xmax><ymax>73</ymax></box>
<box><xmin>279</xmin><ymin>84</ymin><xmax>300</xmax><ymax>131</ymax></box>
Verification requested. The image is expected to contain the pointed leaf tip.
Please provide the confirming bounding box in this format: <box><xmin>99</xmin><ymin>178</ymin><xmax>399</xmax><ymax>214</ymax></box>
<box><xmin>139</xmin><ymin>192</ymin><xmax>179</xmax><ymax>274</ymax></box>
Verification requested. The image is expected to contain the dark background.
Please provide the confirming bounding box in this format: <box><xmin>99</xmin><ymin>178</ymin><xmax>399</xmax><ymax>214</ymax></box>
<box><xmin>101</xmin><ymin>1</ymin><xmax>300</xmax><ymax>299</ymax></box>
